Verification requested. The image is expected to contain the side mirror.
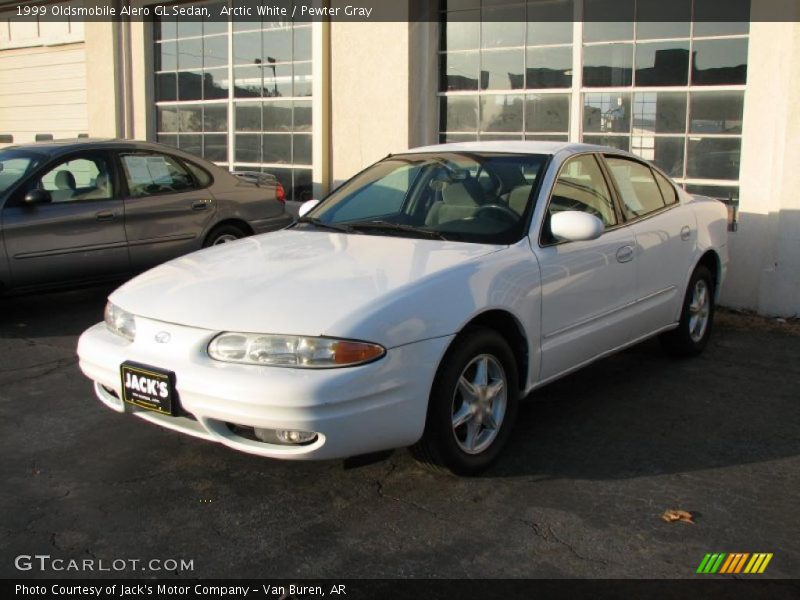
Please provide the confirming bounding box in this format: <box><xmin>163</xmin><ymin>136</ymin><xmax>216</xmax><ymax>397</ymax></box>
<box><xmin>24</xmin><ymin>189</ymin><xmax>52</xmax><ymax>205</ymax></box>
<box><xmin>298</xmin><ymin>199</ymin><xmax>320</xmax><ymax>218</ymax></box>
<box><xmin>550</xmin><ymin>211</ymin><xmax>605</xmax><ymax>242</ymax></box>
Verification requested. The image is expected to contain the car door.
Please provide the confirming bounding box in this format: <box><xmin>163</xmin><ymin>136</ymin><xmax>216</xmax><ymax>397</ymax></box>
<box><xmin>0</xmin><ymin>151</ymin><xmax>129</xmax><ymax>289</ymax></box>
<box><xmin>532</xmin><ymin>153</ymin><xmax>638</xmax><ymax>382</ymax></box>
<box><xmin>116</xmin><ymin>150</ymin><xmax>218</xmax><ymax>271</ymax></box>
<box><xmin>603</xmin><ymin>155</ymin><xmax>695</xmax><ymax>338</ymax></box>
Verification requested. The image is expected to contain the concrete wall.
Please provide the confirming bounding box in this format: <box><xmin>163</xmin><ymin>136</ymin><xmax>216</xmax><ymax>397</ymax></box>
<box><xmin>722</xmin><ymin>4</ymin><xmax>800</xmax><ymax>316</ymax></box>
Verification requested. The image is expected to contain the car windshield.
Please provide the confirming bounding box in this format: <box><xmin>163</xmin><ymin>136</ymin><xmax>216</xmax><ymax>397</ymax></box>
<box><xmin>0</xmin><ymin>150</ymin><xmax>46</xmax><ymax>195</ymax></box>
<box><xmin>300</xmin><ymin>152</ymin><xmax>549</xmax><ymax>244</ymax></box>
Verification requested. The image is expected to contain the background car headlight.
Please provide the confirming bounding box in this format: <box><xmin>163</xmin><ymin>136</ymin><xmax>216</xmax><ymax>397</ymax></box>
<box><xmin>104</xmin><ymin>302</ymin><xmax>136</xmax><ymax>342</ymax></box>
<box><xmin>208</xmin><ymin>333</ymin><xmax>385</xmax><ymax>368</ymax></box>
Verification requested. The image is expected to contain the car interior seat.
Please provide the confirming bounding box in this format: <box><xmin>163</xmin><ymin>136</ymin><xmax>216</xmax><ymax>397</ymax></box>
<box><xmin>51</xmin><ymin>170</ymin><xmax>76</xmax><ymax>202</ymax></box>
<box><xmin>425</xmin><ymin>178</ymin><xmax>485</xmax><ymax>226</ymax></box>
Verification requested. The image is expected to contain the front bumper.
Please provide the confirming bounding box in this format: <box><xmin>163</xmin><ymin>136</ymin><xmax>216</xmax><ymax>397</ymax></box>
<box><xmin>77</xmin><ymin>319</ymin><xmax>452</xmax><ymax>460</ymax></box>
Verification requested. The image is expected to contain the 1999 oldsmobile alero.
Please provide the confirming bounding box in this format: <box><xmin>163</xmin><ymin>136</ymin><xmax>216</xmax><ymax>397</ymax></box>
<box><xmin>77</xmin><ymin>142</ymin><xmax>728</xmax><ymax>475</ymax></box>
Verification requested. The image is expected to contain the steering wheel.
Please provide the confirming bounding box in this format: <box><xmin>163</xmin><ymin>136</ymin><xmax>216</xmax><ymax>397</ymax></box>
<box><xmin>475</xmin><ymin>203</ymin><xmax>520</xmax><ymax>225</ymax></box>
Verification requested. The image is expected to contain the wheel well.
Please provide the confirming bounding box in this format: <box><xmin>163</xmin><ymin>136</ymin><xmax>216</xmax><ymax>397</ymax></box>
<box><xmin>697</xmin><ymin>250</ymin><xmax>721</xmax><ymax>295</ymax></box>
<box><xmin>463</xmin><ymin>310</ymin><xmax>529</xmax><ymax>391</ymax></box>
<box><xmin>206</xmin><ymin>219</ymin><xmax>254</xmax><ymax>241</ymax></box>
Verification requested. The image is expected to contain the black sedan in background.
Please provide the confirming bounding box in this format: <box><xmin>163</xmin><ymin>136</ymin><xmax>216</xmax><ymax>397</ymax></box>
<box><xmin>0</xmin><ymin>139</ymin><xmax>292</xmax><ymax>294</ymax></box>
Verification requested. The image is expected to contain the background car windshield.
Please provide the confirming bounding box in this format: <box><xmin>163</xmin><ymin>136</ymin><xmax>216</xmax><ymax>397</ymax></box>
<box><xmin>308</xmin><ymin>152</ymin><xmax>548</xmax><ymax>244</ymax></box>
<box><xmin>0</xmin><ymin>150</ymin><xmax>45</xmax><ymax>195</ymax></box>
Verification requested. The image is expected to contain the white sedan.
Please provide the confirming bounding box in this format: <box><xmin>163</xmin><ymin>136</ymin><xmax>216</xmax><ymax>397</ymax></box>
<box><xmin>77</xmin><ymin>142</ymin><xmax>728</xmax><ymax>475</ymax></box>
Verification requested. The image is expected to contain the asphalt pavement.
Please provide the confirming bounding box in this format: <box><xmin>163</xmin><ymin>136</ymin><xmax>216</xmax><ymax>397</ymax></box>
<box><xmin>1</xmin><ymin>284</ymin><xmax>798</xmax><ymax>579</ymax></box>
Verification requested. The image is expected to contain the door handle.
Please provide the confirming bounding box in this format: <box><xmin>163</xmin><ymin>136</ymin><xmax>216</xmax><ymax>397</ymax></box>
<box><xmin>680</xmin><ymin>225</ymin><xmax>692</xmax><ymax>241</ymax></box>
<box><xmin>95</xmin><ymin>211</ymin><xmax>115</xmax><ymax>221</ymax></box>
<box><xmin>191</xmin><ymin>200</ymin><xmax>211</xmax><ymax>211</ymax></box>
<box><xmin>616</xmin><ymin>245</ymin><xmax>634</xmax><ymax>263</ymax></box>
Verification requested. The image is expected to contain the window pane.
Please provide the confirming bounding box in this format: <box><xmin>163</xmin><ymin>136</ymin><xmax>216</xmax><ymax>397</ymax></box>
<box><xmin>203</xmin><ymin>68</ymin><xmax>229</xmax><ymax>99</ymax></box>
<box><xmin>234</xmin><ymin>66</ymin><xmax>262</xmax><ymax>98</ymax></box>
<box><xmin>262</xmin><ymin>133</ymin><xmax>291</xmax><ymax>163</ymax></box>
<box><xmin>157</xmin><ymin>106</ymin><xmax>178</xmax><ymax>132</ymax></box>
<box><xmin>441</xmin><ymin>95</ymin><xmax>478</xmax><ymax>132</ymax></box>
<box><xmin>157</xmin><ymin>134</ymin><xmax>178</xmax><ymax>149</ymax></box>
<box><xmin>177</xmin><ymin>18</ymin><xmax>201</xmax><ymax>38</ymax></box>
<box><xmin>481</xmin><ymin>4</ymin><xmax>525</xmax><ymax>48</ymax></box>
<box><xmin>441</xmin><ymin>52</ymin><xmax>479</xmax><ymax>91</ymax></box>
<box><xmin>635</xmin><ymin>41</ymin><xmax>690</xmax><ymax>86</ymax></box>
<box><xmin>526</xmin><ymin>0</ymin><xmax>573</xmax><ymax>45</ymax></box>
<box><xmin>693</xmin><ymin>0</ymin><xmax>750</xmax><ymax>36</ymax></box>
<box><xmin>687</xmin><ymin>138</ymin><xmax>741</xmax><ymax>180</ymax></box>
<box><xmin>583</xmin><ymin>0</ymin><xmax>634</xmax><ymax>42</ymax></box>
<box><xmin>606</xmin><ymin>157</ymin><xmax>665</xmax><ymax>217</ymax></box>
<box><xmin>481</xmin><ymin>49</ymin><xmax>524</xmax><ymax>90</ymax></box>
<box><xmin>691</xmin><ymin>39</ymin><xmax>748</xmax><ymax>86</ymax></box>
<box><xmin>233</xmin><ymin>31</ymin><xmax>261</xmax><ymax>65</ymax></box>
<box><xmin>633</xmin><ymin>92</ymin><xmax>686</xmax><ymax>135</ymax></box>
<box><xmin>39</xmin><ymin>156</ymin><xmax>113</xmax><ymax>202</ymax></box>
<box><xmin>294</xmin><ymin>168</ymin><xmax>313</xmax><ymax>202</ymax></box>
<box><xmin>263</xmin><ymin>101</ymin><xmax>293</xmax><ymax>131</ymax></box>
<box><xmin>203</xmin><ymin>104</ymin><xmax>227</xmax><ymax>132</ymax></box>
<box><xmin>552</xmin><ymin>154</ymin><xmax>617</xmax><ymax>228</ymax></box>
<box><xmin>156</xmin><ymin>41</ymin><xmax>177</xmax><ymax>71</ymax></box>
<box><xmin>293</xmin><ymin>134</ymin><xmax>312</xmax><ymax>165</ymax></box>
<box><xmin>235</xmin><ymin>134</ymin><xmax>261</xmax><ymax>162</ymax></box>
<box><xmin>203</xmin><ymin>35</ymin><xmax>228</xmax><ymax>68</ymax></box>
<box><xmin>178</xmin><ymin>106</ymin><xmax>202</xmax><ymax>132</ymax></box>
<box><xmin>121</xmin><ymin>153</ymin><xmax>195</xmax><ymax>197</ymax></box>
<box><xmin>582</xmin><ymin>135</ymin><xmax>631</xmax><ymax>152</ymax></box>
<box><xmin>631</xmin><ymin>136</ymin><xmax>684</xmax><ymax>178</ymax></box>
<box><xmin>525</xmin><ymin>133</ymin><xmax>569</xmax><ymax>141</ymax></box>
<box><xmin>441</xmin><ymin>133</ymin><xmax>479</xmax><ymax>143</ymax></box>
<box><xmin>583</xmin><ymin>44</ymin><xmax>633</xmax><ymax>87</ymax></box>
<box><xmin>689</xmin><ymin>92</ymin><xmax>744</xmax><ymax>134</ymax></box>
<box><xmin>293</xmin><ymin>26</ymin><xmax>312</xmax><ymax>62</ymax></box>
<box><xmin>293</xmin><ymin>62</ymin><xmax>312</xmax><ymax>97</ymax></box>
<box><xmin>177</xmin><ymin>70</ymin><xmax>203</xmax><ymax>101</ymax></box>
<box><xmin>526</xmin><ymin>46</ymin><xmax>572</xmax><ymax>88</ymax></box>
<box><xmin>156</xmin><ymin>17</ymin><xmax>177</xmax><ymax>41</ymax></box>
<box><xmin>583</xmin><ymin>93</ymin><xmax>631</xmax><ymax>134</ymax></box>
<box><xmin>203</xmin><ymin>2</ymin><xmax>227</xmax><ymax>36</ymax></box>
<box><xmin>442</xmin><ymin>13</ymin><xmax>480</xmax><ymax>51</ymax></box>
<box><xmin>177</xmin><ymin>37</ymin><xmax>202</xmax><ymax>70</ymax></box>
<box><xmin>480</xmin><ymin>134</ymin><xmax>523</xmax><ymax>142</ymax></box>
<box><xmin>635</xmin><ymin>0</ymin><xmax>691</xmax><ymax>39</ymax></box>
<box><xmin>156</xmin><ymin>73</ymin><xmax>177</xmax><ymax>102</ymax></box>
<box><xmin>203</xmin><ymin>134</ymin><xmax>228</xmax><ymax>162</ymax></box>
<box><xmin>262</xmin><ymin>27</ymin><xmax>292</xmax><ymax>63</ymax></box>
<box><xmin>294</xmin><ymin>101</ymin><xmax>312</xmax><ymax>131</ymax></box>
<box><xmin>480</xmin><ymin>94</ymin><xmax>523</xmax><ymax>132</ymax></box>
<box><xmin>525</xmin><ymin>94</ymin><xmax>569</xmax><ymax>132</ymax></box>
<box><xmin>236</xmin><ymin>104</ymin><xmax>261</xmax><ymax>131</ymax></box>
<box><xmin>178</xmin><ymin>134</ymin><xmax>202</xmax><ymax>157</ymax></box>
<box><xmin>262</xmin><ymin>64</ymin><xmax>293</xmax><ymax>98</ymax></box>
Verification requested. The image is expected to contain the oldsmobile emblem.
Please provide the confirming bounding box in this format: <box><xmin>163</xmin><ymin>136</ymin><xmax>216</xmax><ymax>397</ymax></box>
<box><xmin>154</xmin><ymin>331</ymin><xmax>171</xmax><ymax>344</ymax></box>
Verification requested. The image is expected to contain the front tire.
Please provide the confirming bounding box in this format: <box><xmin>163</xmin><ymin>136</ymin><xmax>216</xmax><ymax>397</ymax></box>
<box><xmin>660</xmin><ymin>264</ymin><xmax>715</xmax><ymax>357</ymax></box>
<box><xmin>411</xmin><ymin>327</ymin><xmax>519</xmax><ymax>475</ymax></box>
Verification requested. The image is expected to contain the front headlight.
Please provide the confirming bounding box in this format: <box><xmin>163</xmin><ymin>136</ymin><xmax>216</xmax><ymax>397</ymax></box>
<box><xmin>207</xmin><ymin>333</ymin><xmax>385</xmax><ymax>368</ymax></box>
<box><xmin>104</xmin><ymin>302</ymin><xmax>136</xmax><ymax>342</ymax></box>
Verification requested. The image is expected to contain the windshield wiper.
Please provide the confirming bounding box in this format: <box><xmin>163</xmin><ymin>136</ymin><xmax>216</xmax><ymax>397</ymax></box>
<box><xmin>295</xmin><ymin>216</ymin><xmax>358</xmax><ymax>234</ymax></box>
<box><xmin>347</xmin><ymin>220</ymin><xmax>449</xmax><ymax>241</ymax></box>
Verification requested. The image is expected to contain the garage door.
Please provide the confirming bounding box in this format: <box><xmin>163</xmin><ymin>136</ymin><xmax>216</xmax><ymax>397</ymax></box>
<box><xmin>0</xmin><ymin>42</ymin><xmax>88</xmax><ymax>146</ymax></box>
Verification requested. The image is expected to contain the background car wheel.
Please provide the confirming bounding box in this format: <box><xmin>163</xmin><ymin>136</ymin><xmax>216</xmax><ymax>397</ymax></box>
<box><xmin>660</xmin><ymin>264</ymin><xmax>715</xmax><ymax>357</ymax></box>
<box><xmin>203</xmin><ymin>224</ymin><xmax>247</xmax><ymax>248</ymax></box>
<box><xmin>411</xmin><ymin>327</ymin><xmax>519</xmax><ymax>476</ymax></box>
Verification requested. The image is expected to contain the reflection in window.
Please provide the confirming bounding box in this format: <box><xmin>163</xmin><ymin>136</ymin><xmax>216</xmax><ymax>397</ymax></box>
<box><xmin>480</xmin><ymin>95</ymin><xmax>523</xmax><ymax>132</ymax></box>
<box><xmin>632</xmin><ymin>92</ymin><xmax>686</xmax><ymax>135</ymax></box>
<box><xmin>691</xmin><ymin>39</ymin><xmax>748</xmax><ymax>86</ymax></box>
<box><xmin>690</xmin><ymin>92</ymin><xmax>744</xmax><ymax>134</ymax></box>
<box><xmin>526</xmin><ymin>47</ymin><xmax>572</xmax><ymax>89</ymax></box>
<box><xmin>481</xmin><ymin>49</ymin><xmax>524</xmax><ymax>90</ymax></box>
<box><xmin>583</xmin><ymin>0</ymin><xmax>635</xmax><ymax>42</ymax></box>
<box><xmin>583</xmin><ymin>44</ymin><xmax>633</xmax><ymax>87</ymax></box>
<box><xmin>583</xmin><ymin>93</ymin><xmax>631</xmax><ymax>134</ymax></box>
<box><xmin>635</xmin><ymin>42</ymin><xmax>690</xmax><ymax>86</ymax></box>
<box><xmin>631</xmin><ymin>136</ymin><xmax>684</xmax><ymax>178</ymax></box>
<box><xmin>441</xmin><ymin>52</ymin><xmax>479</xmax><ymax>91</ymax></box>
<box><xmin>583</xmin><ymin>135</ymin><xmax>631</xmax><ymax>152</ymax></box>
<box><xmin>525</xmin><ymin>94</ymin><xmax>570</xmax><ymax>133</ymax></box>
<box><xmin>687</xmin><ymin>138</ymin><xmax>741</xmax><ymax>180</ymax></box>
<box><xmin>527</xmin><ymin>0</ymin><xmax>573</xmax><ymax>45</ymax></box>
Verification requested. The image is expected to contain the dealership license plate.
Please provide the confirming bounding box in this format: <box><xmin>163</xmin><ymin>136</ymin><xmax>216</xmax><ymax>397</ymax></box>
<box><xmin>120</xmin><ymin>362</ymin><xmax>177</xmax><ymax>416</ymax></box>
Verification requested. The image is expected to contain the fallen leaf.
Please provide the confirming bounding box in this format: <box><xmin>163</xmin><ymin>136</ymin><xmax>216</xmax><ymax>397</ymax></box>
<box><xmin>661</xmin><ymin>509</ymin><xmax>694</xmax><ymax>524</ymax></box>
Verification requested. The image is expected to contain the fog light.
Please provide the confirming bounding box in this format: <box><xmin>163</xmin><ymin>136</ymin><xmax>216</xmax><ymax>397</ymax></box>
<box><xmin>276</xmin><ymin>429</ymin><xmax>317</xmax><ymax>444</ymax></box>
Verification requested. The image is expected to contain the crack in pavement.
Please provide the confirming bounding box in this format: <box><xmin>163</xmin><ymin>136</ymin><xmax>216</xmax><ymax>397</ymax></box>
<box><xmin>518</xmin><ymin>519</ymin><xmax>609</xmax><ymax>566</ymax></box>
<box><xmin>0</xmin><ymin>357</ymin><xmax>77</xmax><ymax>385</ymax></box>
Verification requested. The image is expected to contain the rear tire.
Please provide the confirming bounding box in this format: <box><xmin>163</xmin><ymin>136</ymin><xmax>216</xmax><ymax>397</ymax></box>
<box><xmin>411</xmin><ymin>327</ymin><xmax>519</xmax><ymax>476</ymax></box>
<box><xmin>660</xmin><ymin>264</ymin><xmax>715</xmax><ymax>357</ymax></box>
<box><xmin>203</xmin><ymin>224</ymin><xmax>247</xmax><ymax>247</ymax></box>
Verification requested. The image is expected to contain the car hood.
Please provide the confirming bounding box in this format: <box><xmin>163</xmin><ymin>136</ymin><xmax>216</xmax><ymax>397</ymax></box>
<box><xmin>111</xmin><ymin>229</ymin><xmax>503</xmax><ymax>343</ymax></box>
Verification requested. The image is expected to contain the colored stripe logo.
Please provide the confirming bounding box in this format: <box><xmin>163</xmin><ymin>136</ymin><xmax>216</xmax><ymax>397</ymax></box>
<box><xmin>697</xmin><ymin>553</ymin><xmax>773</xmax><ymax>574</ymax></box>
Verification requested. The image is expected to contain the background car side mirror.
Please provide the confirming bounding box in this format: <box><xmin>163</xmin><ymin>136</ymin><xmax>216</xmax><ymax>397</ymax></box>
<box><xmin>298</xmin><ymin>199</ymin><xmax>320</xmax><ymax>218</ymax></box>
<box><xmin>549</xmin><ymin>211</ymin><xmax>605</xmax><ymax>242</ymax></box>
<box><xmin>23</xmin><ymin>189</ymin><xmax>52</xmax><ymax>206</ymax></box>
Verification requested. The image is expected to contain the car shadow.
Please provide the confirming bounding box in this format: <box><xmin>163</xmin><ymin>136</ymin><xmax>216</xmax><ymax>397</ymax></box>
<box><xmin>489</xmin><ymin>327</ymin><xmax>800</xmax><ymax>480</ymax></box>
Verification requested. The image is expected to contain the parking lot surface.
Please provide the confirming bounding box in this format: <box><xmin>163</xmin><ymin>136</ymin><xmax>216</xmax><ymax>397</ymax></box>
<box><xmin>1</xmin><ymin>284</ymin><xmax>798</xmax><ymax>578</ymax></box>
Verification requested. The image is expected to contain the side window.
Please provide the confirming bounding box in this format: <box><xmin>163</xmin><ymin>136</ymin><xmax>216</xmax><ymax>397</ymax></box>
<box><xmin>605</xmin><ymin>156</ymin><xmax>666</xmax><ymax>218</ymax></box>
<box><xmin>38</xmin><ymin>155</ymin><xmax>114</xmax><ymax>203</ymax></box>
<box><xmin>548</xmin><ymin>154</ymin><xmax>617</xmax><ymax>232</ymax></box>
<box><xmin>184</xmin><ymin>160</ymin><xmax>212</xmax><ymax>188</ymax></box>
<box><xmin>120</xmin><ymin>153</ymin><xmax>196</xmax><ymax>198</ymax></box>
<box><xmin>653</xmin><ymin>169</ymin><xmax>679</xmax><ymax>206</ymax></box>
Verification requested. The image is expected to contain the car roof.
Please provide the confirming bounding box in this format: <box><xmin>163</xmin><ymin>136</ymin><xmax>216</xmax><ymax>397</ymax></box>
<box><xmin>2</xmin><ymin>138</ymin><xmax>180</xmax><ymax>157</ymax></box>
<box><xmin>404</xmin><ymin>140</ymin><xmax>632</xmax><ymax>157</ymax></box>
